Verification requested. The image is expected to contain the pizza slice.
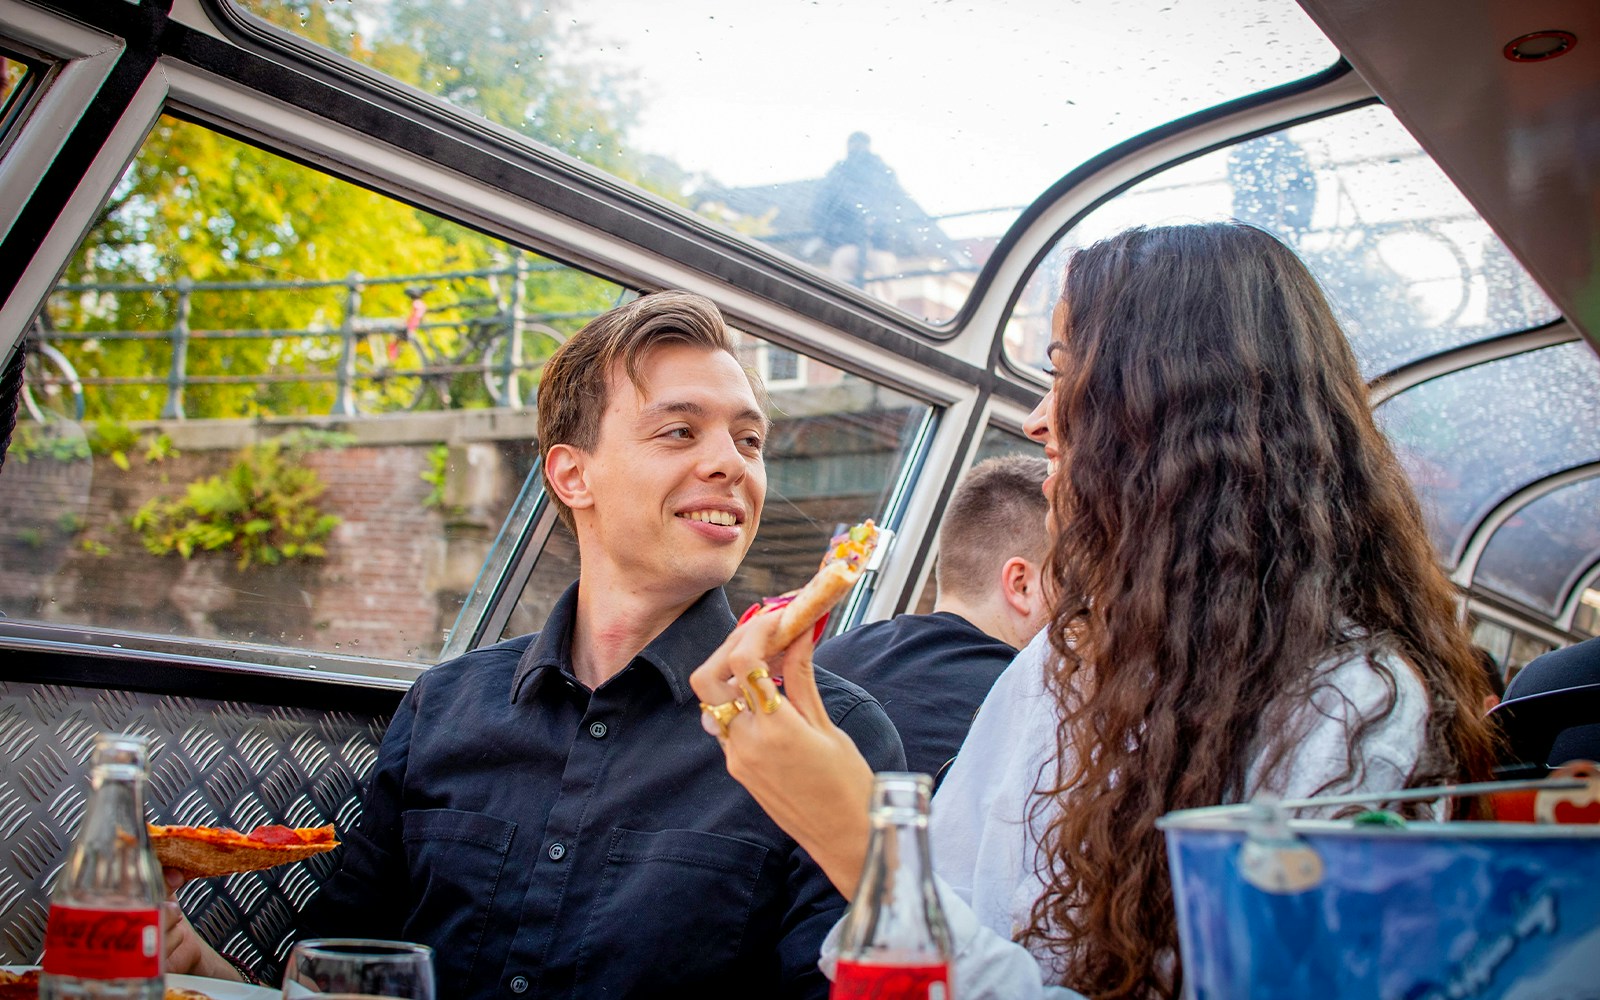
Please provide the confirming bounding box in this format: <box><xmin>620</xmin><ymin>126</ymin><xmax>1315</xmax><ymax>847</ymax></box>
<box><xmin>740</xmin><ymin>519</ymin><xmax>882</xmax><ymax>653</ymax></box>
<box><xmin>148</xmin><ymin>822</ymin><xmax>339</xmax><ymax>878</ymax></box>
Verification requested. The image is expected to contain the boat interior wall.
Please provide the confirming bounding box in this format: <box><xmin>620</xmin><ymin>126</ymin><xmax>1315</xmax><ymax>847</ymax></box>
<box><xmin>1298</xmin><ymin>0</ymin><xmax>1600</xmax><ymax>344</ymax></box>
<box><xmin>0</xmin><ymin>651</ymin><xmax>398</xmax><ymax>977</ymax></box>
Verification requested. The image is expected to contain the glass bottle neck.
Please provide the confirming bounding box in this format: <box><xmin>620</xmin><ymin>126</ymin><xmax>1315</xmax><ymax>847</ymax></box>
<box><xmin>55</xmin><ymin>762</ymin><xmax>158</xmax><ymax>907</ymax></box>
<box><xmin>837</xmin><ymin>772</ymin><xmax>951</xmax><ymax>961</ymax></box>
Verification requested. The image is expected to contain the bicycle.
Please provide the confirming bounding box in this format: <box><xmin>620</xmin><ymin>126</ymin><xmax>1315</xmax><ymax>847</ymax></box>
<box><xmin>348</xmin><ymin>281</ymin><xmax>570</xmax><ymax>414</ymax></box>
<box><xmin>20</xmin><ymin>316</ymin><xmax>86</xmax><ymax>423</ymax></box>
<box><xmin>349</xmin><ymin>284</ymin><xmax>435</xmax><ymax>412</ymax></box>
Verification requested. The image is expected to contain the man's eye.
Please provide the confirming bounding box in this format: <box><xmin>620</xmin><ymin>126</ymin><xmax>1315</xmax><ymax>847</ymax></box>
<box><xmin>739</xmin><ymin>434</ymin><xmax>764</xmax><ymax>452</ymax></box>
<box><xmin>664</xmin><ymin>427</ymin><xmax>692</xmax><ymax>440</ymax></box>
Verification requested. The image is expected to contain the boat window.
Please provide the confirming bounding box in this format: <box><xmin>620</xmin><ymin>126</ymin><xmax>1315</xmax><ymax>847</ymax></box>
<box><xmin>908</xmin><ymin>423</ymin><xmax>1043</xmax><ymax>614</ymax></box>
<box><xmin>975</xmin><ymin>425</ymin><xmax>1040</xmax><ymax>464</ymax></box>
<box><xmin>501</xmin><ymin>364</ymin><xmax>932</xmax><ymax>638</ymax></box>
<box><xmin>1470</xmin><ymin>617</ymin><xmax>1512</xmax><ymax>672</ymax></box>
<box><xmin>0</xmin><ymin>113</ymin><xmax>626</xmax><ymax>666</ymax></box>
<box><xmin>1576</xmin><ymin>590</ymin><xmax>1600</xmax><ymax>638</ymax></box>
<box><xmin>1374</xmin><ymin>342</ymin><xmax>1600</xmax><ymax>570</ymax></box>
<box><xmin>0</xmin><ymin>46</ymin><xmax>41</xmax><ymax>145</ymax></box>
<box><xmin>1005</xmin><ymin>104</ymin><xmax>1559</xmax><ymax>379</ymax></box>
<box><xmin>1507</xmin><ymin>633</ymin><xmax>1555</xmax><ymax>680</ymax></box>
<box><xmin>1475</xmin><ymin>477</ymin><xmax>1600</xmax><ymax>620</ymax></box>
<box><xmin>223</xmin><ymin>0</ymin><xmax>1336</xmax><ymax>325</ymax></box>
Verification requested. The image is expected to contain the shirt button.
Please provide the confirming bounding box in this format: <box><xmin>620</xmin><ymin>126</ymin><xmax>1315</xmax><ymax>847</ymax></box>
<box><xmin>589</xmin><ymin>721</ymin><xmax>608</xmax><ymax>739</ymax></box>
<box><xmin>548</xmin><ymin>842</ymin><xmax>567</xmax><ymax>861</ymax></box>
<box><xmin>509</xmin><ymin>975</ymin><xmax>529</xmax><ymax>993</ymax></box>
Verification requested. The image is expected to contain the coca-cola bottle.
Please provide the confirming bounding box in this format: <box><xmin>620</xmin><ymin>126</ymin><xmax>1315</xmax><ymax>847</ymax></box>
<box><xmin>41</xmin><ymin>733</ymin><xmax>164</xmax><ymax>1000</ymax></box>
<box><xmin>832</xmin><ymin>772</ymin><xmax>952</xmax><ymax>1000</ymax></box>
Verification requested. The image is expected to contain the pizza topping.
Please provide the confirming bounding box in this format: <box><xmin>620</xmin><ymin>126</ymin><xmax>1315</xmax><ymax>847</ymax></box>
<box><xmin>737</xmin><ymin>593</ymin><xmax>795</xmax><ymax>625</ymax></box>
<box><xmin>822</xmin><ymin>519</ymin><xmax>879</xmax><ymax>572</ymax></box>
<box><xmin>245</xmin><ymin>824</ymin><xmax>302</xmax><ymax>846</ymax></box>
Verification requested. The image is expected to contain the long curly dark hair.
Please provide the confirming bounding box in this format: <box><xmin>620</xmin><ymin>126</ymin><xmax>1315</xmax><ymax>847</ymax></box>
<box><xmin>1020</xmin><ymin>223</ymin><xmax>1498</xmax><ymax>998</ymax></box>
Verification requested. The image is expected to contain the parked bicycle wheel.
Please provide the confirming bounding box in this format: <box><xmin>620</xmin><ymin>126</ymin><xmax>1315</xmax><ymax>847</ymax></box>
<box><xmin>481</xmin><ymin>321</ymin><xmax>565</xmax><ymax>407</ymax></box>
<box><xmin>352</xmin><ymin>332</ymin><xmax>433</xmax><ymax>412</ymax></box>
<box><xmin>22</xmin><ymin>341</ymin><xmax>86</xmax><ymax>422</ymax></box>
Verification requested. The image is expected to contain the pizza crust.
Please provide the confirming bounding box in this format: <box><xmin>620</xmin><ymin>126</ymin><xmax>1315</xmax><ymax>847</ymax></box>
<box><xmin>748</xmin><ymin>520</ymin><xmax>880</xmax><ymax>654</ymax></box>
<box><xmin>150</xmin><ymin>825</ymin><xmax>338</xmax><ymax>878</ymax></box>
<box><xmin>768</xmin><ymin>560</ymin><xmax>858</xmax><ymax>653</ymax></box>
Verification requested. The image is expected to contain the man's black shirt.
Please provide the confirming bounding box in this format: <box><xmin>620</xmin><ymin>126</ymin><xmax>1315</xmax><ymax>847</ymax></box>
<box><xmin>813</xmin><ymin>611</ymin><xmax>1016</xmax><ymax>786</ymax></box>
<box><xmin>306</xmin><ymin>584</ymin><xmax>904</xmax><ymax>998</ymax></box>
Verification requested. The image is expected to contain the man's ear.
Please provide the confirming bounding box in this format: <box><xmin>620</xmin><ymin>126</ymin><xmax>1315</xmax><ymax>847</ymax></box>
<box><xmin>544</xmin><ymin>443</ymin><xmax>594</xmax><ymax>512</ymax></box>
<box><xmin>999</xmin><ymin>556</ymin><xmax>1035</xmax><ymax>618</ymax></box>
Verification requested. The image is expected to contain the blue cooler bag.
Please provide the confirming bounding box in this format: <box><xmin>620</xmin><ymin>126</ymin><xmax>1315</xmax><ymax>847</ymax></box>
<box><xmin>1158</xmin><ymin>791</ymin><xmax>1600</xmax><ymax>999</ymax></box>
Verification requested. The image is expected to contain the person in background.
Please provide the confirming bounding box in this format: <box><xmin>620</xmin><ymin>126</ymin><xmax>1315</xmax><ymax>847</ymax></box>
<box><xmin>1500</xmin><ymin>635</ymin><xmax>1600</xmax><ymax>765</ymax></box>
<box><xmin>163</xmin><ymin>290</ymin><xmax>903</xmax><ymax>999</ymax></box>
<box><xmin>814</xmin><ymin>454</ymin><xmax>1051</xmax><ymax>785</ymax></box>
<box><xmin>688</xmin><ymin>222</ymin><xmax>1498</xmax><ymax>1000</ymax></box>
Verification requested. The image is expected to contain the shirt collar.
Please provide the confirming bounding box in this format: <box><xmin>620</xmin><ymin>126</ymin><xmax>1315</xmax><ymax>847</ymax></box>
<box><xmin>511</xmin><ymin>581</ymin><xmax>737</xmax><ymax>705</ymax></box>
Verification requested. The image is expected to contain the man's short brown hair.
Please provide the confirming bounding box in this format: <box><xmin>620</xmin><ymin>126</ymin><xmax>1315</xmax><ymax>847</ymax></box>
<box><xmin>935</xmin><ymin>454</ymin><xmax>1050</xmax><ymax>603</ymax></box>
<box><xmin>536</xmin><ymin>290</ymin><xmax>766</xmax><ymax>527</ymax></box>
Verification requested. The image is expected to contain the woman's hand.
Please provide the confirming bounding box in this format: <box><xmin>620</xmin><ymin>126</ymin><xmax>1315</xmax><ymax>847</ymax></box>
<box><xmin>161</xmin><ymin>894</ymin><xmax>241</xmax><ymax>981</ymax></box>
<box><xmin>690</xmin><ymin>612</ymin><xmax>875</xmax><ymax>899</ymax></box>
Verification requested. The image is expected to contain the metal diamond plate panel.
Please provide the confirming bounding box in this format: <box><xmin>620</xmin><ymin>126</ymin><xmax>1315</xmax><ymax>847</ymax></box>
<box><xmin>0</xmin><ymin>681</ymin><xmax>389</xmax><ymax>981</ymax></box>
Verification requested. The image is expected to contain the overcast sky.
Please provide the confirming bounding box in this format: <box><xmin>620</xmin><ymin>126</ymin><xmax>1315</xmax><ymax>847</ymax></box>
<box><xmin>579</xmin><ymin>0</ymin><xmax>1339</xmax><ymax>223</ymax></box>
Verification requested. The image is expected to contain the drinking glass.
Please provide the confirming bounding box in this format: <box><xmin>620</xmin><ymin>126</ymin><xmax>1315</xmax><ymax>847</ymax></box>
<box><xmin>281</xmin><ymin>939</ymin><xmax>435</xmax><ymax>999</ymax></box>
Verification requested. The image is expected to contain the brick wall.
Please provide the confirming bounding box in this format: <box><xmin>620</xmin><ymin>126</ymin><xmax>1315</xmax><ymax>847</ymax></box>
<box><xmin>0</xmin><ymin>417</ymin><xmax>530</xmax><ymax>665</ymax></box>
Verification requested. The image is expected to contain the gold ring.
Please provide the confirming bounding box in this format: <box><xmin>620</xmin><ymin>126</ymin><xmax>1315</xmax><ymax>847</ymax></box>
<box><xmin>744</xmin><ymin>668</ymin><xmax>783</xmax><ymax>714</ymax></box>
<box><xmin>699</xmin><ymin>698</ymin><xmax>747</xmax><ymax>737</ymax></box>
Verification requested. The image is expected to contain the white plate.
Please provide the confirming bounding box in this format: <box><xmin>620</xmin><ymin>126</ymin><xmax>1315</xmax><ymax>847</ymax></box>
<box><xmin>169</xmin><ymin>973</ymin><xmax>280</xmax><ymax>1000</ymax></box>
<box><xmin>2</xmin><ymin>967</ymin><xmax>276</xmax><ymax>999</ymax></box>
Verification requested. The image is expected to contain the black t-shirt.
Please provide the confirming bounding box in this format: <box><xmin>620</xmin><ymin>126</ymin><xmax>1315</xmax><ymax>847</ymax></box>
<box><xmin>814</xmin><ymin>611</ymin><xmax>1017</xmax><ymax>786</ymax></box>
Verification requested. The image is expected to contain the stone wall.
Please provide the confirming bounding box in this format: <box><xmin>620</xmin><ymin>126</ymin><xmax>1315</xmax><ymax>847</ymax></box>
<box><xmin>0</xmin><ymin>412</ymin><xmax>539</xmax><ymax>664</ymax></box>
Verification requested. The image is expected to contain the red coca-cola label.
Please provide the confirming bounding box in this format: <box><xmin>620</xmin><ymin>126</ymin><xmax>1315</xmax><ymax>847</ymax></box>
<box><xmin>831</xmin><ymin>958</ymin><xmax>950</xmax><ymax>999</ymax></box>
<box><xmin>41</xmin><ymin>905</ymin><xmax>160</xmax><ymax>980</ymax></box>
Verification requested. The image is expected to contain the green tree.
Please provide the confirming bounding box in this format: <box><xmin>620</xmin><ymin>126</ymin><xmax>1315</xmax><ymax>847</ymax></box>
<box><xmin>45</xmin><ymin>0</ymin><xmax>650</xmax><ymax>420</ymax></box>
<box><xmin>238</xmin><ymin>0</ymin><xmax>650</xmax><ymax>185</ymax></box>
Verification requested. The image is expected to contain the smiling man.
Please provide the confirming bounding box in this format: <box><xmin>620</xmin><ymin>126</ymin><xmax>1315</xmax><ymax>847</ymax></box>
<box><xmin>164</xmin><ymin>291</ymin><xmax>903</xmax><ymax>998</ymax></box>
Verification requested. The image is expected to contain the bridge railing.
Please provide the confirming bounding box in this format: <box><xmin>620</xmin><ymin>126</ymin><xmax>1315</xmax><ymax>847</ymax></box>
<box><xmin>31</xmin><ymin>254</ymin><xmax>610</xmax><ymax>420</ymax></box>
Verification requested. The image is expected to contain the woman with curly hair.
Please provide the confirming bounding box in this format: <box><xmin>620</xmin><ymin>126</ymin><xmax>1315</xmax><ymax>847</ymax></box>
<box><xmin>690</xmin><ymin>222</ymin><xmax>1499</xmax><ymax>999</ymax></box>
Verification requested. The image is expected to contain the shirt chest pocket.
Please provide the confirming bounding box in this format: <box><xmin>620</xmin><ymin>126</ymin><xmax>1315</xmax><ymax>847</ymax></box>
<box><xmin>577</xmin><ymin>827</ymin><xmax>770</xmax><ymax>990</ymax></box>
<box><xmin>400</xmin><ymin>808</ymin><xmax>518</xmax><ymax>988</ymax></box>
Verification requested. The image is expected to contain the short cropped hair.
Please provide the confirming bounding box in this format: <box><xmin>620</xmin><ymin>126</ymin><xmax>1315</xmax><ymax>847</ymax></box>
<box><xmin>536</xmin><ymin>290</ymin><xmax>766</xmax><ymax>528</ymax></box>
<box><xmin>935</xmin><ymin>454</ymin><xmax>1050</xmax><ymax>603</ymax></box>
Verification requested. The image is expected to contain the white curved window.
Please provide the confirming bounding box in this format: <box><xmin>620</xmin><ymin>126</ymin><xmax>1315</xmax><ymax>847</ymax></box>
<box><xmin>222</xmin><ymin>0</ymin><xmax>1336</xmax><ymax>325</ymax></box>
<box><xmin>1005</xmin><ymin>105</ymin><xmax>1558</xmax><ymax>379</ymax></box>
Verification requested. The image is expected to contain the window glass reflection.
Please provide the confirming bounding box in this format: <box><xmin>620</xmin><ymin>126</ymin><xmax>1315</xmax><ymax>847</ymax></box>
<box><xmin>228</xmin><ymin>0</ymin><xmax>1336</xmax><ymax>324</ymax></box>
<box><xmin>0</xmin><ymin>47</ymin><xmax>40</xmax><ymax>144</ymax></box>
<box><xmin>975</xmin><ymin>425</ymin><xmax>1040</xmax><ymax>464</ymax></box>
<box><xmin>0</xmin><ymin>114</ymin><xmax>624</xmax><ymax>665</ymax></box>
<box><xmin>1475</xmin><ymin>477</ymin><xmax>1600</xmax><ymax>617</ymax></box>
<box><xmin>912</xmin><ymin>424</ymin><xmax>1041</xmax><ymax>613</ymax></box>
<box><xmin>1374</xmin><ymin>342</ymin><xmax>1600</xmax><ymax>568</ymax></box>
<box><xmin>1007</xmin><ymin>105</ymin><xmax>1558</xmax><ymax>378</ymax></box>
<box><xmin>1575</xmin><ymin>590</ymin><xmax>1600</xmax><ymax>638</ymax></box>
